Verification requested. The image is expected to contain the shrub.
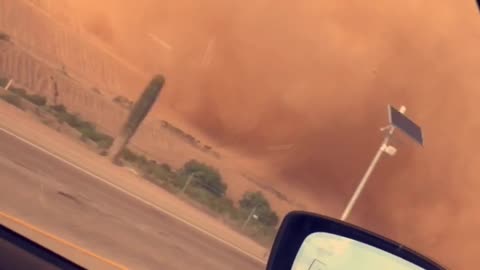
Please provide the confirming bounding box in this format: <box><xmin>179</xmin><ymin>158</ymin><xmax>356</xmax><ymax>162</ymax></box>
<box><xmin>113</xmin><ymin>95</ymin><xmax>133</xmax><ymax>109</ymax></box>
<box><xmin>239</xmin><ymin>191</ymin><xmax>279</xmax><ymax>227</ymax></box>
<box><xmin>25</xmin><ymin>94</ymin><xmax>47</xmax><ymax>106</ymax></box>
<box><xmin>140</xmin><ymin>159</ymin><xmax>157</xmax><ymax>175</ymax></box>
<box><xmin>0</xmin><ymin>77</ymin><xmax>8</xmax><ymax>88</ymax></box>
<box><xmin>182</xmin><ymin>160</ymin><xmax>227</xmax><ymax>197</ymax></box>
<box><xmin>56</xmin><ymin>111</ymin><xmax>85</xmax><ymax>128</ymax></box>
<box><xmin>160</xmin><ymin>163</ymin><xmax>171</xmax><ymax>173</ymax></box>
<box><xmin>96</xmin><ymin>137</ymin><xmax>113</xmax><ymax>149</ymax></box>
<box><xmin>135</xmin><ymin>155</ymin><xmax>149</xmax><ymax>167</ymax></box>
<box><xmin>10</xmin><ymin>87</ymin><xmax>27</xmax><ymax>97</ymax></box>
<box><xmin>50</xmin><ymin>104</ymin><xmax>67</xmax><ymax>113</ymax></box>
<box><xmin>48</xmin><ymin>104</ymin><xmax>113</xmax><ymax>149</ymax></box>
<box><xmin>149</xmin><ymin>163</ymin><xmax>174</xmax><ymax>181</ymax></box>
<box><xmin>0</xmin><ymin>94</ymin><xmax>23</xmax><ymax>109</ymax></box>
<box><xmin>121</xmin><ymin>148</ymin><xmax>139</xmax><ymax>162</ymax></box>
<box><xmin>8</xmin><ymin>87</ymin><xmax>47</xmax><ymax>106</ymax></box>
<box><xmin>78</xmin><ymin>127</ymin><xmax>113</xmax><ymax>149</ymax></box>
<box><xmin>214</xmin><ymin>197</ymin><xmax>236</xmax><ymax>215</ymax></box>
<box><xmin>0</xmin><ymin>32</ymin><xmax>10</xmax><ymax>42</ymax></box>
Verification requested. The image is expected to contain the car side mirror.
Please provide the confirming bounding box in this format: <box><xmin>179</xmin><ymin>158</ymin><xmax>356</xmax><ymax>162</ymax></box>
<box><xmin>267</xmin><ymin>211</ymin><xmax>445</xmax><ymax>270</ymax></box>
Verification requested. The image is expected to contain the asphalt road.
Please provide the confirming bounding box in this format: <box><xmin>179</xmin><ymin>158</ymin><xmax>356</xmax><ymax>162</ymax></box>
<box><xmin>0</xmin><ymin>130</ymin><xmax>264</xmax><ymax>270</ymax></box>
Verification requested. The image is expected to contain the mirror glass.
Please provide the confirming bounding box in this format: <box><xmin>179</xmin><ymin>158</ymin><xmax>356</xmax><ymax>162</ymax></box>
<box><xmin>292</xmin><ymin>232</ymin><xmax>424</xmax><ymax>270</ymax></box>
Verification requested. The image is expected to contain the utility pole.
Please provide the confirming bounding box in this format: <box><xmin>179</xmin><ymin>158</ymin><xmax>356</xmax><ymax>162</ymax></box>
<box><xmin>242</xmin><ymin>205</ymin><xmax>259</xmax><ymax>231</ymax></box>
<box><xmin>180</xmin><ymin>173</ymin><xmax>196</xmax><ymax>194</ymax></box>
<box><xmin>341</xmin><ymin>105</ymin><xmax>423</xmax><ymax>222</ymax></box>
<box><xmin>4</xmin><ymin>79</ymin><xmax>13</xmax><ymax>90</ymax></box>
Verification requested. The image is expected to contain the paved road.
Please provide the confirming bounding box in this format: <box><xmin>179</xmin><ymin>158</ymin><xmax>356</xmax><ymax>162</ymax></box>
<box><xmin>0</xmin><ymin>130</ymin><xmax>264</xmax><ymax>270</ymax></box>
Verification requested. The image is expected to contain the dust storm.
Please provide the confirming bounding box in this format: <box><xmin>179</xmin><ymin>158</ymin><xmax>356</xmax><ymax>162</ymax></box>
<box><xmin>41</xmin><ymin>0</ymin><xmax>480</xmax><ymax>268</ymax></box>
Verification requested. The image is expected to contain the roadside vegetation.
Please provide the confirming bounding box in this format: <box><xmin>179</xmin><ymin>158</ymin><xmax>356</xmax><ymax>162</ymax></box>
<box><xmin>48</xmin><ymin>104</ymin><xmax>113</xmax><ymax>150</ymax></box>
<box><xmin>120</xmin><ymin>149</ymin><xmax>279</xmax><ymax>245</ymax></box>
<box><xmin>113</xmin><ymin>95</ymin><xmax>133</xmax><ymax>109</ymax></box>
<box><xmin>0</xmin><ymin>84</ymin><xmax>280</xmax><ymax>246</ymax></box>
<box><xmin>0</xmin><ymin>84</ymin><xmax>113</xmax><ymax>150</ymax></box>
<box><xmin>0</xmin><ymin>77</ymin><xmax>9</xmax><ymax>87</ymax></box>
<box><xmin>0</xmin><ymin>32</ymin><xmax>10</xmax><ymax>42</ymax></box>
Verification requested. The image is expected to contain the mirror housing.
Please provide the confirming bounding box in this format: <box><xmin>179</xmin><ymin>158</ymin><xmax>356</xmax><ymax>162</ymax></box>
<box><xmin>267</xmin><ymin>211</ymin><xmax>445</xmax><ymax>270</ymax></box>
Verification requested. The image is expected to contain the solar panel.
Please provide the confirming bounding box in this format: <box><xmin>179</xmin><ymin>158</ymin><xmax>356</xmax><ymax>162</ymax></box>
<box><xmin>388</xmin><ymin>105</ymin><xmax>423</xmax><ymax>146</ymax></box>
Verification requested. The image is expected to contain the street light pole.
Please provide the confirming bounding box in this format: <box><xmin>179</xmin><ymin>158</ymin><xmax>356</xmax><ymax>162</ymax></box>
<box><xmin>242</xmin><ymin>205</ymin><xmax>258</xmax><ymax>231</ymax></box>
<box><xmin>180</xmin><ymin>173</ymin><xmax>196</xmax><ymax>194</ymax></box>
<box><xmin>340</xmin><ymin>106</ymin><xmax>406</xmax><ymax>222</ymax></box>
<box><xmin>4</xmin><ymin>79</ymin><xmax>13</xmax><ymax>90</ymax></box>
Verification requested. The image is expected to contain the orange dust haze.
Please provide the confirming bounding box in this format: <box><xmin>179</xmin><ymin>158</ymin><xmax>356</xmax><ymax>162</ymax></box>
<box><xmin>39</xmin><ymin>1</ymin><xmax>480</xmax><ymax>268</ymax></box>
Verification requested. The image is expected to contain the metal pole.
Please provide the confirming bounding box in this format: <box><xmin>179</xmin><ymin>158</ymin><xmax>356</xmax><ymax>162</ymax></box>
<box><xmin>4</xmin><ymin>79</ymin><xmax>13</xmax><ymax>90</ymax></box>
<box><xmin>242</xmin><ymin>205</ymin><xmax>257</xmax><ymax>230</ymax></box>
<box><xmin>180</xmin><ymin>174</ymin><xmax>195</xmax><ymax>194</ymax></box>
<box><xmin>340</xmin><ymin>106</ymin><xmax>406</xmax><ymax>221</ymax></box>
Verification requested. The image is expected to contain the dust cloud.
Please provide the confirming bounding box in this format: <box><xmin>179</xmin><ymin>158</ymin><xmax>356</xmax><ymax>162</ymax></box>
<box><xmin>51</xmin><ymin>0</ymin><xmax>480</xmax><ymax>268</ymax></box>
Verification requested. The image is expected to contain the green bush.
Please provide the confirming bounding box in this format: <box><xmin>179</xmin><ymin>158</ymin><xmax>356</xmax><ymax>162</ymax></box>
<box><xmin>107</xmin><ymin>148</ymin><xmax>276</xmax><ymax>245</ymax></box>
<box><xmin>96</xmin><ymin>137</ymin><xmax>113</xmax><ymax>149</ymax></box>
<box><xmin>25</xmin><ymin>94</ymin><xmax>47</xmax><ymax>106</ymax></box>
<box><xmin>160</xmin><ymin>163</ymin><xmax>171</xmax><ymax>173</ymax></box>
<box><xmin>78</xmin><ymin>126</ymin><xmax>113</xmax><ymax>149</ymax></box>
<box><xmin>50</xmin><ymin>104</ymin><xmax>67</xmax><ymax>113</ymax></box>
<box><xmin>120</xmin><ymin>148</ymin><xmax>176</xmax><ymax>185</ymax></box>
<box><xmin>9</xmin><ymin>87</ymin><xmax>47</xmax><ymax>106</ymax></box>
<box><xmin>0</xmin><ymin>32</ymin><xmax>10</xmax><ymax>42</ymax></box>
<box><xmin>213</xmin><ymin>197</ymin><xmax>236</xmax><ymax>215</ymax></box>
<box><xmin>150</xmin><ymin>163</ymin><xmax>174</xmax><ymax>181</ymax></box>
<box><xmin>239</xmin><ymin>191</ymin><xmax>279</xmax><ymax>227</ymax></box>
<box><xmin>56</xmin><ymin>111</ymin><xmax>83</xmax><ymax>127</ymax></box>
<box><xmin>139</xmin><ymin>159</ymin><xmax>157</xmax><ymax>175</ymax></box>
<box><xmin>120</xmin><ymin>148</ymin><xmax>154</xmax><ymax>169</ymax></box>
<box><xmin>49</xmin><ymin>104</ymin><xmax>113</xmax><ymax>149</ymax></box>
<box><xmin>113</xmin><ymin>95</ymin><xmax>133</xmax><ymax>109</ymax></box>
<box><xmin>10</xmin><ymin>87</ymin><xmax>27</xmax><ymax>97</ymax></box>
<box><xmin>121</xmin><ymin>148</ymin><xmax>139</xmax><ymax>162</ymax></box>
<box><xmin>182</xmin><ymin>160</ymin><xmax>227</xmax><ymax>197</ymax></box>
<box><xmin>0</xmin><ymin>94</ymin><xmax>23</xmax><ymax>109</ymax></box>
<box><xmin>0</xmin><ymin>77</ymin><xmax>8</xmax><ymax>88</ymax></box>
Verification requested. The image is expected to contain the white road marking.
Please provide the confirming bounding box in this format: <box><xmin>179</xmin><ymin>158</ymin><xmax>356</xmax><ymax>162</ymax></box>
<box><xmin>0</xmin><ymin>127</ymin><xmax>267</xmax><ymax>264</ymax></box>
